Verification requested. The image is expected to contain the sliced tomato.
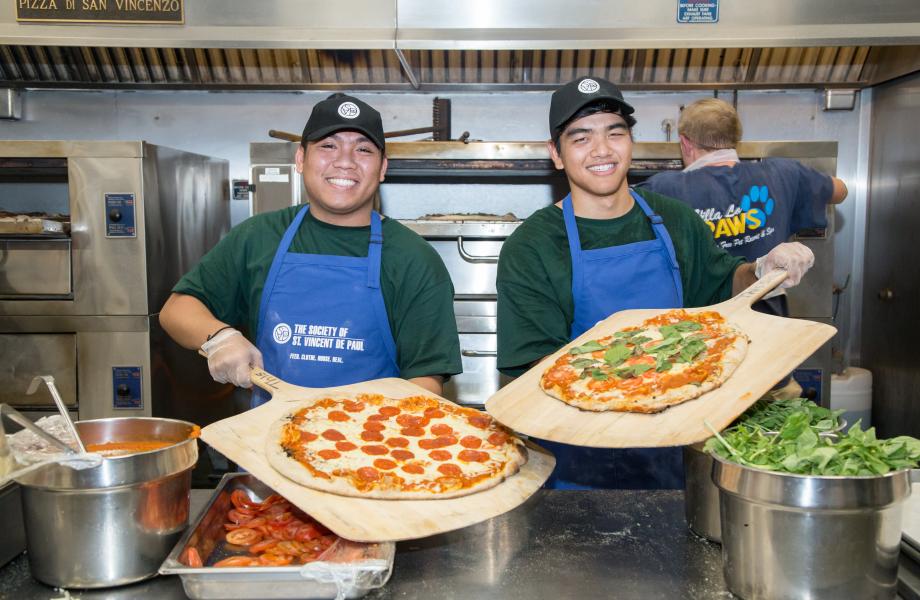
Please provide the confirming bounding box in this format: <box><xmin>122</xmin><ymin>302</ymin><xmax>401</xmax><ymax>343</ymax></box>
<box><xmin>230</xmin><ymin>489</ymin><xmax>261</xmax><ymax>511</ymax></box>
<box><xmin>258</xmin><ymin>552</ymin><xmax>293</xmax><ymax>566</ymax></box>
<box><xmin>274</xmin><ymin>540</ymin><xmax>307</xmax><ymax>556</ymax></box>
<box><xmin>213</xmin><ymin>555</ymin><xmax>258</xmax><ymax>568</ymax></box>
<box><xmin>266</xmin><ymin>511</ymin><xmax>294</xmax><ymax>526</ymax></box>
<box><xmin>294</xmin><ymin>523</ymin><xmax>323</xmax><ymax>542</ymax></box>
<box><xmin>182</xmin><ymin>547</ymin><xmax>203</xmax><ymax>568</ymax></box>
<box><xmin>299</xmin><ymin>551</ymin><xmax>321</xmax><ymax>564</ymax></box>
<box><xmin>225</xmin><ymin>527</ymin><xmax>263</xmax><ymax>546</ymax></box>
<box><xmin>248</xmin><ymin>538</ymin><xmax>280</xmax><ymax>554</ymax></box>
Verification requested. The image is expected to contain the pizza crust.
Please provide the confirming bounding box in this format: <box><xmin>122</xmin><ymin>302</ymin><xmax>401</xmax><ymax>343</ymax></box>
<box><xmin>541</xmin><ymin>311</ymin><xmax>750</xmax><ymax>413</ymax></box>
<box><xmin>265</xmin><ymin>395</ymin><xmax>528</xmax><ymax>500</ymax></box>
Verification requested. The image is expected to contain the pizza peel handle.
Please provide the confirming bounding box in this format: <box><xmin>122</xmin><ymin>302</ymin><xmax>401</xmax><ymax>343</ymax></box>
<box><xmin>196</xmin><ymin>348</ymin><xmax>297</xmax><ymax>401</ymax></box>
<box><xmin>716</xmin><ymin>268</ymin><xmax>788</xmax><ymax>313</ymax></box>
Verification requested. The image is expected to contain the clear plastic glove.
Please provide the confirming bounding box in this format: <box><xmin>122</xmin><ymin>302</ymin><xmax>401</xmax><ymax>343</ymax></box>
<box><xmin>199</xmin><ymin>328</ymin><xmax>263</xmax><ymax>388</ymax></box>
<box><xmin>754</xmin><ymin>242</ymin><xmax>815</xmax><ymax>296</ymax></box>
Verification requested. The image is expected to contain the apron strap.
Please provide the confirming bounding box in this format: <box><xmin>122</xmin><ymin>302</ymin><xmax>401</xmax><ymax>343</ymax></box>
<box><xmin>630</xmin><ymin>190</ymin><xmax>684</xmax><ymax>306</ymax></box>
<box><xmin>561</xmin><ymin>195</ymin><xmax>584</xmax><ymax>305</ymax></box>
<box><xmin>366</xmin><ymin>211</ymin><xmax>384</xmax><ymax>289</ymax></box>
<box><xmin>256</xmin><ymin>204</ymin><xmax>310</xmax><ymax>339</ymax></box>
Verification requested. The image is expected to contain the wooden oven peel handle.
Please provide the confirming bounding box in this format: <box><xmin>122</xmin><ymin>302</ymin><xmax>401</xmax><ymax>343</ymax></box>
<box><xmin>197</xmin><ymin>349</ymin><xmax>279</xmax><ymax>400</ymax></box>
<box><xmin>723</xmin><ymin>269</ymin><xmax>789</xmax><ymax>310</ymax></box>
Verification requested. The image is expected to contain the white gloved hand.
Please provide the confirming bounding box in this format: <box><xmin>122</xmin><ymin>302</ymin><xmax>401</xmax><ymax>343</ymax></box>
<box><xmin>199</xmin><ymin>328</ymin><xmax>263</xmax><ymax>388</ymax></box>
<box><xmin>754</xmin><ymin>242</ymin><xmax>815</xmax><ymax>296</ymax></box>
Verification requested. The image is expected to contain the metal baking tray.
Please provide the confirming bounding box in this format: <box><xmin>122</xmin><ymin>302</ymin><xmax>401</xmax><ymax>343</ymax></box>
<box><xmin>160</xmin><ymin>473</ymin><xmax>395</xmax><ymax>600</ymax></box>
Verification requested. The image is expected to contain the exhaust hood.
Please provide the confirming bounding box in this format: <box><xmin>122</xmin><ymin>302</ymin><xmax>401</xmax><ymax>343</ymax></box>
<box><xmin>0</xmin><ymin>0</ymin><xmax>917</xmax><ymax>90</ymax></box>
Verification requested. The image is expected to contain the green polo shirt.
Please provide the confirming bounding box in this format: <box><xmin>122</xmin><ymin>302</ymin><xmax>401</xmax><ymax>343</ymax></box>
<box><xmin>497</xmin><ymin>187</ymin><xmax>745</xmax><ymax>376</ymax></box>
<box><xmin>173</xmin><ymin>206</ymin><xmax>462</xmax><ymax>380</ymax></box>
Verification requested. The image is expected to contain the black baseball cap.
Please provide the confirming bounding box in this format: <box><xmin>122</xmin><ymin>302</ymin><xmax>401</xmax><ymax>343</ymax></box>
<box><xmin>301</xmin><ymin>93</ymin><xmax>386</xmax><ymax>151</ymax></box>
<box><xmin>549</xmin><ymin>76</ymin><xmax>636</xmax><ymax>135</ymax></box>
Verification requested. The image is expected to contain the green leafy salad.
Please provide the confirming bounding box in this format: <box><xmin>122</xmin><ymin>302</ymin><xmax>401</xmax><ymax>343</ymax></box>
<box><xmin>705</xmin><ymin>399</ymin><xmax>920</xmax><ymax>476</ymax></box>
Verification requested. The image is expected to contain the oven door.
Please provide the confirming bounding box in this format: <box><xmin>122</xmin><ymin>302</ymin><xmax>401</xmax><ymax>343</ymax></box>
<box><xmin>443</xmin><ymin>309</ymin><xmax>513</xmax><ymax>407</ymax></box>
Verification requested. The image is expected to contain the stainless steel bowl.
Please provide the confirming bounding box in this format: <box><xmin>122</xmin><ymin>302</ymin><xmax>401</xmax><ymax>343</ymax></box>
<box><xmin>16</xmin><ymin>417</ymin><xmax>198</xmax><ymax>588</ymax></box>
<box><xmin>712</xmin><ymin>453</ymin><xmax>910</xmax><ymax>600</ymax></box>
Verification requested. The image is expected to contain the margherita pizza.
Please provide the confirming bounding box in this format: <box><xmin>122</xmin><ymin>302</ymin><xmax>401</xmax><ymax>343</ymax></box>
<box><xmin>266</xmin><ymin>394</ymin><xmax>527</xmax><ymax>499</ymax></box>
<box><xmin>541</xmin><ymin>309</ymin><xmax>749</xmax><ymax>413</ymax></box>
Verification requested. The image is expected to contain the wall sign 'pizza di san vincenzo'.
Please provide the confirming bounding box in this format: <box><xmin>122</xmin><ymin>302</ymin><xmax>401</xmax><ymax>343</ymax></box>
<box><xmin>16</xmin><ymin>0</ymin><xmax>184</xmax><ymax>25</ymax></box>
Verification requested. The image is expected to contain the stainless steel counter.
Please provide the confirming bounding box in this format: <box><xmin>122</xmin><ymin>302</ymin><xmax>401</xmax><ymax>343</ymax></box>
<box><xmin>0</xmin><ymin>489</ymin><xmax>733</xmax><ymax>599</ymax></box>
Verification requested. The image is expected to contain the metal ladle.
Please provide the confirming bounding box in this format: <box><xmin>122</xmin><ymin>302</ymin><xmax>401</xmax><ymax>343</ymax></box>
<box><xmin>26</xmin><ymin>375</ymin><xmax>86</xmax><ymax>454</ymax></box>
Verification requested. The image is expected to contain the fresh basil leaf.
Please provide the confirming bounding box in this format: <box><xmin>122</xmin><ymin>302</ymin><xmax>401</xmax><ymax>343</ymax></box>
<box><xmin>647</xmin><ymin>335</ymin><xmax>682</xmax><ymax>352</ymax></box>
<box><xmin>655</xmin><ymin>356</ymin><xmax>673</xmax><ymax>372</ymax></box>
<box><xmin>614</xmin><ymin>328</ymin><xmax>645</xmax><ymax>338</ymax></box>
<box><xmin>571</xmin><ymin>358</ymin><xmax>599</xmax><ymax>369</ymax></box>
<box><xmin>569</xmin><ymin>340</ymin><xmax>605</xmax><ymax>355</ymax></box>
<box><xmin>603</xmin><ymin>343</ymin><xmax>632</xmax><ymax>367</ymax></box>
<box><xmin>614</xmin><ymin>363</ymin><xmax>653</xmax><ymax>379</ymax></box>
<box><xmin>673</xmin><ymin>320</ymin><xmax>703</xmax><ymax>332</ymax></box>
<box><xmin>679</xmin><ymin>339</ymin><xmax>707</xmax><ymax>362</ymax></box>
<box><xmin>589</xmin><ymin>369</ymin><xmax>609</xmax><ymax>381</ymax></box>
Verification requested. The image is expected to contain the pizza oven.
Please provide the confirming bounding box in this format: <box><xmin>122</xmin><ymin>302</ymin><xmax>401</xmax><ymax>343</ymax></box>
<box><xmin>250</xmin><ymin>140</ymin><xmax>839</xmax><ymax>408</ymax></box>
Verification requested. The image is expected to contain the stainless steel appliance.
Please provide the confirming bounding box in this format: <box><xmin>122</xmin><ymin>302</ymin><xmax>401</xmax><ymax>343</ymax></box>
<box><xmin>0</xmin><ymin>141</ymin><xmax>230</xmax><ymax>422</ymax></box>
<box><xmin>249</xmin><ymin>140</ymin><xmax>839</xmax><ymax>407</ymax></box>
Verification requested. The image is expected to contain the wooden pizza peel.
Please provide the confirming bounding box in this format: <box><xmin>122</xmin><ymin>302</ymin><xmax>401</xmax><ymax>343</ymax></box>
<box><xmin>484</xmin><ymin>269</ymin><xmax>836</xmax><ymax>448</ymax></box>
<box><xmin>199</xmin><ymin>369</ymin><xmax>555</xmax><ymax>543</ymax></box>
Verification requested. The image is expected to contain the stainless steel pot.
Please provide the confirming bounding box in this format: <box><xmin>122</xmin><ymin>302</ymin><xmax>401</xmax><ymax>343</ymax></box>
<box><xmin>712</xmin><ymin>454</ymin><xmax>911</xmax><ymax>600</ymax></box>
<box><xmin>684</xmin><ymin>419</ymin><xmax>847</xmax><ymax>544</ymax></box>
<box><xmin>682</xmin><ymin>441</ymin><xmax>721</xmax><ymax>542</ymax></box>
<box><xmin>15</xmin><ymin>417</ymin><xmax>198</xmax><ymax>588</ymax></box>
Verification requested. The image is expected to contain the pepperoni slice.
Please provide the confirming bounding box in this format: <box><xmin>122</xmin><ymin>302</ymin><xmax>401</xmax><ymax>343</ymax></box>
<box><xmin>363</xmin><ymin>421</ymin><xmax>385</xmax><ymax>432</ymax></box>
<box><xmin>402</xmin><ymin>463</ymin><xmax>424</xmax><ymax>475</ymax></box>
<box><xmin>460</xmin><ymin>435</ymin><xmax>482</xmax><ymax>449</ymax></box>
<box><xmin>361</xmin><ymin>431</ymin><xmax>385</xmax><ymax>442</ymax></box>
<box><xmin>385</xmin><ymin>437</ymin><xmax>409</xmax><ymax>448</ymax></box>
<box><xmin>361</xmin><ymin>445</ymin><xmax>389</xmax><ymax>456</ymax></box>
<box><xmin>299</xmin><ymin>431</ymin><xmax>318</xmax><ymax>442</ymax></box>
<box><xmin>335</xmin><ymin>441</ymin><xmax>357</xmax><ymax>452</ymax></box>
<box><xmin>390</xmin><ymin>449</ymin><xmax>415</xmax><ymax>461</ymax></box>
<box><xmin>321</xmin><ymin>429</ymin><xmax>345</xmax><ymax>441</ymax></box>
<box><xmin>488</xmin><ymin>432</ymin><xmax>509</xmax><ymax>446</ymax></box>
<box><xmin>396</xmin><ymin>414</ymin><xmax>428</xmax><ymax>428</ymax></box>
<box><xmin>429</xmin><ymin>450</ymin><xmax>451</xmax><ymax>461</ymax></box>
<box><xmin>419</xmin><ymin>436</ymin><xmax>458</xmax><ymax>450</ymax></box>
<box><xmin>328</xmin><ymin>410</ymin><xmax>350</xmax><ymax>422</ymax></box>
<box><xmin>378</xmin><ymin>406</ymin><xmax>400</xmax><ymax>417</ymax></box>
<box><xmin>401</xmin><ymin>426</ymin><xmax>425</xmax><ymax>437</ymax></box>
<box><xmin>356</xmin><ymin>467</ymin><xmax>380</xmax><ymax>481</ymax></box>
<box><xmin>367</xmin><ymin>414</ymin><xmax>387</xmax><ymax>422</ymax></box>
<box><xmin>373</xmin><ymin>459</ymin><xmax>397</xmax><ymax>470</ymax></box>
<box><xmin>431</xmin><ymin>424</ymin><xmax>453</xmax><ymax>435</ymax></box>
<box><xmin>468</xmin><ymin>414</ymin><xmax>493</xmax><ymax>429</ymax></box>
<box><xmin>425</xmin><ymin>408</ymin><xmax>445</xmax><ymax>419</ymax></box>
<box><xmin>343</xmin><ymin>400</ymin><xmax>365</xmax><ymax>412</ymax></box>
<box><xmin>458</xmin><ymin>449</ymin><xmax>490</xmax><ymax>463</ymax></box>
<box><xmin>437</xmin><ymin>463</ymin><xmax>462</xmax><ymax>477</ymax></box>
<box><xmin>318</xmin><ymin>449</ymin><xmax>340</xmax><ymax>460</ymax></box>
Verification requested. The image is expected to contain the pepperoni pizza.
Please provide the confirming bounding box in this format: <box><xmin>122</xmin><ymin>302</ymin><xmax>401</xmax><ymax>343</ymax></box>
<box><xmin>266</xmin><ymin>394</ymin><xmax>528</xmax><ymax>499</ymax></box>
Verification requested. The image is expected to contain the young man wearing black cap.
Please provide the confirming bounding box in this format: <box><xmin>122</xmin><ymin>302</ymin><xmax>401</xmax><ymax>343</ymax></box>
<box><xmin>496</xmin><ymin>76</ymin><xmax>815</xmax><ymax>489</ymax></box>
<box><xmin>161</xmin><ymin>93</ymin><xmax>461</xmax><ymax>402</ymax></box>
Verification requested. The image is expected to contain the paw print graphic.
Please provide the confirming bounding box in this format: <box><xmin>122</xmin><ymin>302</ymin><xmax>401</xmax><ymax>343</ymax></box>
<box><xmin>740</xmin><ymin>185</ymin><xmax>775</xmax><ymax>224</ymax></box>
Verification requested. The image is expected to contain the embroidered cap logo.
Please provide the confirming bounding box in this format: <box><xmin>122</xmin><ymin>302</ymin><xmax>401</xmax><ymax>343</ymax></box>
<box><xmin>337</xmin><ymin>102</ymin><xmax>360</xmax><ymax>119</ymax></box>
<box><xmin>577</xmin><ymin>79</ymin><xmax>600</xmax><ymax>94</ymax></box>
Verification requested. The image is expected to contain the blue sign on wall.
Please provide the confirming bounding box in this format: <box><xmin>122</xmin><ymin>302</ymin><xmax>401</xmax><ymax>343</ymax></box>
<box><xmin>677</xmin><ymin>0</ymin><xmax>719</xmax><ymax>23</ymax></box>
<box><xmin>112</xmin><ymin>366</ymin><xmax>143</xmax><ymax>410</ymax></box>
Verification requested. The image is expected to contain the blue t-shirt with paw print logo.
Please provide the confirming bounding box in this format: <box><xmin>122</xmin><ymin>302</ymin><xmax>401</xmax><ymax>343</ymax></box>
<box><xmin>640</xmin><ymin>158</ymin><xmax>833</xmax><ymax>261</ymax></box>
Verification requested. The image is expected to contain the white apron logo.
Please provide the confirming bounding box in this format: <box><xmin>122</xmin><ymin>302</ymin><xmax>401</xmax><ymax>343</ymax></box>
<box><xmin>337</xmin><ymin>102</ymin><xmax>360</xmax><ymax>119</ymax></box>
<box><xmin>577</xmin><ymin>79</ymin><xmax>600</xmax><ymax>94</ymax></box>
<box><xmin>273</xmin><ymin>323</ymin><xmax>292</xmax><ymax>344</ymax></box>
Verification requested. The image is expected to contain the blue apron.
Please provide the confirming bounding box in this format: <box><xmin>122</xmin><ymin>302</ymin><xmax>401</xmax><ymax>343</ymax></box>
<box><xmin>252</xmin><ymin>205</ymin><xmax>399</xmax><ymax>406</ymax></box>
<box><xmin>540</xmin><ymin>191</ymin><xmax>686</xmax><ymax>489</ymax></box>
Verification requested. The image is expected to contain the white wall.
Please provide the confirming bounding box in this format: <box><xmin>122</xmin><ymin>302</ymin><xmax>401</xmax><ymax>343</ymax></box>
<box><xmin>0</xmin><ymin>87</ymin><xmax>868</xmax><ymax>365</ymax></box>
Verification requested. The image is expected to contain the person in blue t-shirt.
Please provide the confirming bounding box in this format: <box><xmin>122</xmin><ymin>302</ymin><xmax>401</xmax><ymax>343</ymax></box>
<box><xmin>642</xmin><ymin>98</ymin><xmax>848</xmax><ymax>398</ymax></box>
